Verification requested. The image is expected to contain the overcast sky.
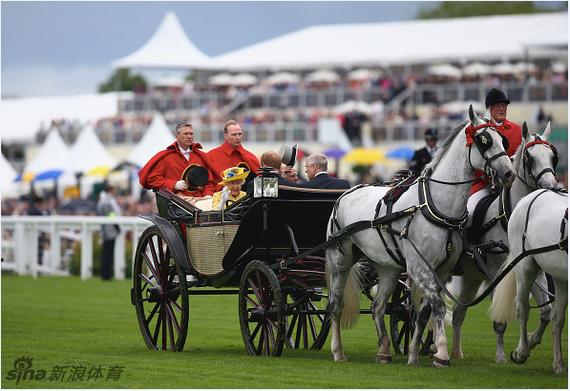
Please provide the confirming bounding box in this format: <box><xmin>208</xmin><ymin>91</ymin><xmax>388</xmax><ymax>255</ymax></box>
<box><xmin>1</xmin><ymin>1</ymin><xmax>439</xmax><ymax>98</ymax></box>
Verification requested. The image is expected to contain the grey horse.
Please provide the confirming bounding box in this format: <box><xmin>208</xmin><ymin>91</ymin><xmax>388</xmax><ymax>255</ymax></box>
<box><xmin>326</xmin><ymin>106</ymin><xmax>515</xmax><ymax>367</ymax></box>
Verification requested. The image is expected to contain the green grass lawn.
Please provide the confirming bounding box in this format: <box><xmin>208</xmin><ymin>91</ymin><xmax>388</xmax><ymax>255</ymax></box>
<box><xmin>1</xmin><ymin>275</ymin><xmax>567</xmax><ymax>388</ymax></box>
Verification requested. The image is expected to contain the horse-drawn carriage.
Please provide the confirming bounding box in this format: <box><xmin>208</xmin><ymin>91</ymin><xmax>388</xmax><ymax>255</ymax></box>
<box><xmin>130</xmin><ymin>180</ymin><xmax>421</xmax><ymax>356</ymax></box>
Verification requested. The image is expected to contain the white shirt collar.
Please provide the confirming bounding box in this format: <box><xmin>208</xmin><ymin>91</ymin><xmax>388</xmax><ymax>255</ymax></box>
<box><xmin>178</xmin><ymin>144</ymin><xmax>191</xmax><ymax>159</ymax></box>
<box><xmin>315</xmin><ymin>171</ymin><xmax>327</xmax><ymax>177</ymax></box>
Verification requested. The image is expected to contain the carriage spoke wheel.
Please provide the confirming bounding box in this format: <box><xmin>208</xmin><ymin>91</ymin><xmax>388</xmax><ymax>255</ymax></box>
<box><xmin>389</xmin><ymin>281</ymin><xmax>433</xmax><ymax>356</ymax></box>
<box><xmin>284</xmin><ymin>288</ymin><xmax>330</xmax><ymax>350</ymax></box>
<box><xmin>239</xmin><ymin>260</ymin><xmax>285</xmax><ymax>356</ymax></box>
<box><xmin>132</xmin><ymin>227</ymin><xmax>189</xmax><ymax>352</ymax></box>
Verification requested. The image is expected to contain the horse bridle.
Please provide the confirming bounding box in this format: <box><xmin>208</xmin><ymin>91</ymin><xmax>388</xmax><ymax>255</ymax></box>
<box><xmin>466</xmin><ymin>123</ymin><xmax>509</xmax><ymax>184</ymax></box>
<box><xmin>521</xmin><ymin>136</ymin><xmax>559</xmax><ymax>187</ymax></box>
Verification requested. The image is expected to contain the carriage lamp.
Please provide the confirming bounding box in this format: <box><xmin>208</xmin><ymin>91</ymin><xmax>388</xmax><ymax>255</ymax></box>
<box><xmin>254</xmin><ymin>167</ymin><xmax>279</xmax><ymax>198</ymax></box>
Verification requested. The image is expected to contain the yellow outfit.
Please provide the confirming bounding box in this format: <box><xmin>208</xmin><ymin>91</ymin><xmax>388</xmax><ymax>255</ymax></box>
<box><xmin>212</xmin><ymin>190</ymin><xmax>246</xmax><ymax>210</ymax></box>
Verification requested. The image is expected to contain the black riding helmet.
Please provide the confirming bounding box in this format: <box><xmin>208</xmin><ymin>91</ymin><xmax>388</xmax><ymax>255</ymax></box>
<box><xmin>485</xmin><ymin>88</ymin><xmax>510</xmax><ymax>108</ymax></box>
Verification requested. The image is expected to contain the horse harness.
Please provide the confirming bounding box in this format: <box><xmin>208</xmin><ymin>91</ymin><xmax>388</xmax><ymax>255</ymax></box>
<box><xmin>466</xmin><ymin>137</ymin><xmax>560</xmax><ymax>267</ymax></box>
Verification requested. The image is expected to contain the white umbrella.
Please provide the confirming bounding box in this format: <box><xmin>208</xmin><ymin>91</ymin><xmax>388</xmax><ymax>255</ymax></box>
<box><xmin>427</xmin><ymin>64</ymin><xmax>462</xmax><ymax>78</ymax></box>
<box><xmin>265</xmin><ymin>72</ymin><xmax>300</xmax><ymax>85</ymax></box>
<box><xmin>551</xmin><ymin>62</ymin><xmax>567</xmax><ymax>73</ymax></box>
<box><xmin>305</xmin><ymin>69</ymin><xmax>340</xmax><ymax>84</ymax></box>
<box><xmin>334</xmin><ymin>100</ymin><xmax>373</xmax><ymax>115</ymax></box>
<box><xmin>513</xmin><ymin>62</ymin><xmax>538</xmax><ymax>74</ymax></box>
<box><xmin>232</xmin><ymin>73</ymin><xmax>258</xmax><ymax>86</ymax></box>
<box><xmin>347</xmin><ymin>68</ymin><xmax>380</xmax><ymax>81</ymax></box>
<box><xmin>442</xmin><ymin>100</ymin><xmax>485</xmax><ymax>115</ymax></box>
<box><xmin>462</xmin><ymin>62</ymin><xmax>492</xmax><ymax>76</ymax></box>
<box><xmin>492</xmin><ymin>62</ymin><xmax>517</xmax><ymax>75</ymax></box>
<box><xmin>209</xmin><ymin>73</ymin><xmax>234</xmax><ymax>86</ymax></box>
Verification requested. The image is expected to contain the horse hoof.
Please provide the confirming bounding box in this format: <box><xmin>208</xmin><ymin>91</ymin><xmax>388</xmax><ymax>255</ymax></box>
<box><xmin>334</xmin><ymin>356</ymin><xmax>348</xmax><ymax>363</ymax></box>
<box><xmin>432</xmin><ymin>356</ymin><xmax>451</xmax><ymax>368</ymax></box>
<box><xmin>510</xmin><ymin>351</ymin><xmax>527</xmax><ymax>365</ymax></box>
<box><xmin>553</xmin><ymin>367</ymin><xmax>567</xmax><ymax>376</ymax></box>
<box><xmin>376</xmin><ymin>354</ymin><xmax>392</xmax><ymax>364</ymax></box>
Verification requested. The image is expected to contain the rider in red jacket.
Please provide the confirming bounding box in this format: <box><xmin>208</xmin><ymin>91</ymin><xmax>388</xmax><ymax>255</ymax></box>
<box><xmin>207</xmin><ymin>120</ymin><xmax>260</xmax><ymax>189</ymax></box>
<box><xmin>467</xmin><ymin>88</ymin><xmax>522</xmax><ymax>226</ymax></box>
<box><xmin>139</xmin><ymin>123</ymin><xmax>220</xmax><ymax>202</ymax></box>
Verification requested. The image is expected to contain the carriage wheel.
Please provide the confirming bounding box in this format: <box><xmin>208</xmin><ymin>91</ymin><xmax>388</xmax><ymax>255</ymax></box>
<box><xmin>388</xmin><ymin>281</ymin><xmax>433</xmax><ymax>356</ymax></box>
<box><xmin>132</xmin><ymin>226</ymin><xmax>189</xmax><ymax>352</ymax></box>
<box><xmin>239</xmin><ymin>260</ymin><xmax>286</xmax><ymax>356</ymax></box>
<box><xmin>284</xmin><ymin>287</ymin><xmax>330</xmax><ymax>350</ymax></box>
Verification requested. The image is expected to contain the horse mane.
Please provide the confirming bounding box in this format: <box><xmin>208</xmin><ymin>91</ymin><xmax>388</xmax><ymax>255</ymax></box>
<box><xmin>423</xmin><ymin>120</ymin><xmax>469</xmax><ymax>172</ymax></box>
<box><xmin>512</xmin><ymin>134</ymin><xmax>526</xmax><ymax>169</ymax></box>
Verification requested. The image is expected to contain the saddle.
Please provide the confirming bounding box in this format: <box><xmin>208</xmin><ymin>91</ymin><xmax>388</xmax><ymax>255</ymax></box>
<box><xmin>467</xmin><ymin>190</ymin><xmax>500</xmax><ymax>244</ymax></box>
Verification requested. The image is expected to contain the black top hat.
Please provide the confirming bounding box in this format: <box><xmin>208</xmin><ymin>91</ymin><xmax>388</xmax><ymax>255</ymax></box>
<box><xmin>424</xmin><ymin>128</ymin><xmax>438</xmax><ymax>140</ymax></box>
<box><xmin>279</xmin><ymin>144</ymin><xmax>298</xmax><ymax>167</ymax></box>
<box><xmin>485</xmin><ymin>88</ymin><xmax>510</xmax><ymax>108</ymax></box>
<box><xmin>181</xmin><ymin>164</ymin><xmax>208</xmax><ymax>189</ymax></box>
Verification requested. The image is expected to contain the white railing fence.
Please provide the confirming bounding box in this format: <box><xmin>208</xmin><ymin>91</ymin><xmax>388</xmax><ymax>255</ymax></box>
<box><xmin>1</xmin><ymin>216</ymin><xmax>151</xmax><ymax>280</ymax></box>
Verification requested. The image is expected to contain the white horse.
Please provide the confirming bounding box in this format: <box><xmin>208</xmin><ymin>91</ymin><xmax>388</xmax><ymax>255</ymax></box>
<box><xmin>452</xmin><ymin>122</ymin><xmax>559</xmax><ymax>362</ymax></box>
<box><xmin>490</xmin><ymin>189</ymin><xmax>568</xmax><ymax>375</ymax></box>
<box><xmin>326</xmin><ymin>106</ymin><xmax>515</xmax><ymax>367</ymax></box>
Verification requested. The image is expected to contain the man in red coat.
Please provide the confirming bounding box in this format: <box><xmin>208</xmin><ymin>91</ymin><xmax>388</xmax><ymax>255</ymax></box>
<box><xmin>466</xmin><ymin>88</ymin><xmax>522</xmax><ymax>226</ymax></box>
<box><xmin>138</xmin><ymin>123</ymin><xmax>220</xmax><ymax>204</ymax></box>
<box><xmin>207</xmin><ymin>120</ymin><xmax>260</xmax><ymax>187</ymax></box>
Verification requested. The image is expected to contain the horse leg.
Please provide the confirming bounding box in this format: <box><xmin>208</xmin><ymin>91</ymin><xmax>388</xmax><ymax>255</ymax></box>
<box><xmin>493</xmin><ymin>321</ymin><xmax>508</xmax><ymax>363</ymax></box>
<box><xmin>528</xmin><ymin>272</ymin><xmax>552</xmax><ymax>350</ymax></box>
<box><xmin>407</xmin><ymin>300</ymin><xmax>431</xmax><ymax>365</ymax></box>
<box><xmin>327</xmin><ymin>246</ymin><xmax>355</xmax><ymax>362</ymax></box>
<box><xmin>550</xmin><ymin>278</ymin><xmax>567</xmax><ymax>375</ymax></box>
<box><xmin>452</xmin><ymin>276</ymin><xmax>482</xmax><ymax>359</ymax></box>
<box><xmin>371</xmin><ymin>268</ymin><xmax>400</xmax><ymax>364</ymax></box>
<box><xmin>511</xmin><ymin>262</ymin><xmax>538</xmax><ymax>365</ymax></box>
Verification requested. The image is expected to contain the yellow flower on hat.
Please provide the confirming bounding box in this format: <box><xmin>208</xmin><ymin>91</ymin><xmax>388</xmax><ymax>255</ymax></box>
<box><xmin>218</xmin><ymin>166</ymin><xmax>248</xmax><ymax>185</ymax></box>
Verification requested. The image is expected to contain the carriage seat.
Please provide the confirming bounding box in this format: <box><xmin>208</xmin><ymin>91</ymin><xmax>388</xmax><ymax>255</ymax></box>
<box><xmin>155</xmin><ymin>189</ymin><xmax>222</xmax><ymax>224</ymax></box>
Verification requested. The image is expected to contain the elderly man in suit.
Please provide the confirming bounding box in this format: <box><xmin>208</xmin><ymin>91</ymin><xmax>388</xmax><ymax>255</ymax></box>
<box><xmin>293</xmin><ymin>153</ymin><xmax>350</xmax><ymax>189</ymax></box>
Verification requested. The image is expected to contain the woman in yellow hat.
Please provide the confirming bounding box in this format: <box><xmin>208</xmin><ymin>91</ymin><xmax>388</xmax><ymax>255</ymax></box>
<box><xmin>212</xmin><ymin>167</ymin><xmax>248</xmax><ymax>210</ymax></box>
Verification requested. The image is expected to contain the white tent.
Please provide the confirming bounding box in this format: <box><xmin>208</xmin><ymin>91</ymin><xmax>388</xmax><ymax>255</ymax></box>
<box><xmin>23</xmin><ymin>129</ymin><xmax>71</xmax><ymax>179</ymax></box>
<box><xmin>1</xmin><ymin>153</ymin><xmax>18</xmax><ymax>196</ymax></box>
<box><xmin>0</xmin><ymin>92</ymin><xmax>125</xmax><ymax>143</ymax></box>
<box><xmin>68</xmin><ymin>124</ymin><xmax>117</xmax><ymax>175</ymax></box>
<box><xmin>513</xmin><ymin>61</ymin><xmax>538</xmax><ymax>74</ymax></box>
<box><xmin>113</xmin><ymin>12</ymin><xmax>216</xmax><ymax>69</ymax></box>
<box><xmin>213</xmin><ymin>12</ymin><xmax>567</xmax><ymax>70</ymax></box>
<box><xmin>127</xmin><ymin>113</ymin><xmax>174</xmax><ymax>167</ymax></box>
<box><xmin>334</xmin><ymin>100</ymin><xmax>373</xmax><ymax>115</ymax></box>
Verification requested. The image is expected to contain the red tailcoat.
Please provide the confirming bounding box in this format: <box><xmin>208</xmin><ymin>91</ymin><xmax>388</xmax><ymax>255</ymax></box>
<box><xmin>139</xmin><ymin>142</ymin><xmax>221</xmax><ymax>197</ymax></box>
<box><xmin>470</xmin><ymin>118</ymin><xmax>522</xmax><ymax>195</ymax></box>
<box><xmin>207</xmin><ymin>142</ymin><xmax>260</xmax><ymax>188</ymax></box>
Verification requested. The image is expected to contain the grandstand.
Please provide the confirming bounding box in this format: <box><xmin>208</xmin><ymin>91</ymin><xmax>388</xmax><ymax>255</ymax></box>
<box><xmin>1</xmin><ymin>11</ymin><xmax>567</xmax><ymax>184</ymax></box>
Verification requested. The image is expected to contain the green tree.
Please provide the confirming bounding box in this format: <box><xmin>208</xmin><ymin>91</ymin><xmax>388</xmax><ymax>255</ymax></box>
<box><xmin>417</xmin><ymin>1</ymin><xmax>565</xmax><ymax>19</ymax></box>
<box><xmin>98</xmin><ymin>68</ymin><xmax>148</xmax><ymax>93</ymax></box>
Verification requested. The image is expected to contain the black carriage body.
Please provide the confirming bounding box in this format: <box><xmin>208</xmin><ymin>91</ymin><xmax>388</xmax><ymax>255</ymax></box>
<box><xmin>151</xmin><ymin>186</ymin><xmax>343</xmax><ymax>287</ymax></box>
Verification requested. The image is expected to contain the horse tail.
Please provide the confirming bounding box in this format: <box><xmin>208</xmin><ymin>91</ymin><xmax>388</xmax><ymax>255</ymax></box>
<box><xmin>325</xmin><ymin>261</ymin><xmax>363</xmax><ymax>329</ymax></box>
<box><xmin>341</xmin><ymin>263</ymin><xmax>364</xmax><ymax>329</ymax></box>
<box><xmin>489</xmin><ymin>258</ymin><xmax>517</xmax><ymax>323</ymax></box>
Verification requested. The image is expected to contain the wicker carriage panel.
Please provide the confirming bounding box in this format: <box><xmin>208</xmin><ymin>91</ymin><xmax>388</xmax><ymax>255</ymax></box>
<box><xmin>186</xmin><ymin>225</ymin><xmax>239</xmax><ymax>276</ymax></box>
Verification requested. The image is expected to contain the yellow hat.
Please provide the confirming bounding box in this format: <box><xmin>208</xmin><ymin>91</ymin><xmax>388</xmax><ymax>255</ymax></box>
<box><xmin>218</xmin><ymin>166</ymin><xmax>248</xmax><ymax>185</ymax></box>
